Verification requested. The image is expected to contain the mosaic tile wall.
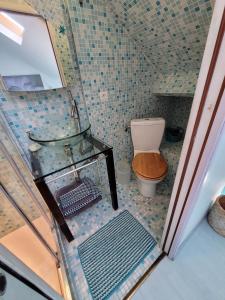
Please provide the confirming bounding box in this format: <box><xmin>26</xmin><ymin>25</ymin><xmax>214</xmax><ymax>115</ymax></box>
<box><xmin>156</xmin><ymin>96</ymin><xmax>193</xmax><ymax>129</ymax></box>
<box><xmin>0</xmin><ymin>0</ymin><xmax>213</xmax><ymax>237</ymax></box>
<box><xmin>67</xmin><ymin>0</ymin><xmax>155</xmax><ymax>164</ymax></box>
<box><xmin>65</xmin><ymin>0</ymin><xmax>213</xmax><ymax>163</ymax></box>
<box><xmin>152</xmin><ymin>70</ymin><xmax>199</xmax><ymax>96</ymax></box>
<box><xmin>109</xmin><ymin>0</ymin><xmax>215</xmax><ymax>94</ymax></box>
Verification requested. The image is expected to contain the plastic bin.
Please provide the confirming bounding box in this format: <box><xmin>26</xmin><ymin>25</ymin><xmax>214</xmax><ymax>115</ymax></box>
<box><xmin>117</xmin><ymin>160</ymin><xmax>131</xmax><ymax>185</ymax></box>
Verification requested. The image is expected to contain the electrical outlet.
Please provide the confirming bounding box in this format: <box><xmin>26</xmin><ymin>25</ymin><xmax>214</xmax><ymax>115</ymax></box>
<box><xmin>99</xmin><ymin>90</ymin><xmax>108</xmax><ymax>102</ymax></box>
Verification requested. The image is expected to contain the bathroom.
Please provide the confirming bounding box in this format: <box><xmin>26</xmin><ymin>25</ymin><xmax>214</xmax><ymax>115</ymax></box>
<box><xmin>0</xmin><ymin>0</ymin><xmax>216</xmax><ymax>299</ymax></box>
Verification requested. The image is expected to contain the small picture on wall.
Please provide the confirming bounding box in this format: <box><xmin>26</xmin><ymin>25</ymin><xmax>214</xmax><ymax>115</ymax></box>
<box><xmin>2</xmin><ymin>74</ymin><xmax>44</xmax><ymax>92</ymax></box>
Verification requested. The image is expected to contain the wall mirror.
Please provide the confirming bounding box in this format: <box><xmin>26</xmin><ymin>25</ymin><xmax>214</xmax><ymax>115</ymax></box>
<box><xmin>0</xmin><ymin>10</ymin><xmax>64</xmax><ymax>91</ymax></box>
<box><xmin>0</xmin><ymin>10</ymin><xmax>68</xmax><ymax>91</ymax></box>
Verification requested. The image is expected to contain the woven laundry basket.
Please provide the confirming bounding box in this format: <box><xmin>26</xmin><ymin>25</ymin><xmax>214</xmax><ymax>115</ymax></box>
<box><xmin>208</xmin><ymin>195</ymin><xmax>225</xmax><ymax>237</ymax></box>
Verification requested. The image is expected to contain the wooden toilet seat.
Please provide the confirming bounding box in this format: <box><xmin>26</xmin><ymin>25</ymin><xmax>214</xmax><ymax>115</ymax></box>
<box><xmin>132</xmin><ymin>152</ymin><xmax>168</xmax><ymax>180</ymax></box>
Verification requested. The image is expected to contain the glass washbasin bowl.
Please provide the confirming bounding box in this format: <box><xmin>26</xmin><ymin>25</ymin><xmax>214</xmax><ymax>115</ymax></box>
<box><xmin>28</xmin><ymin>124</ymin><xmax>91</xmax><ymax>147</ymax></box>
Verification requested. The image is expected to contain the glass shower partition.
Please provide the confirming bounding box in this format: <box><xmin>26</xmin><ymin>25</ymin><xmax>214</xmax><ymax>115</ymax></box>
<box><xmin>0</xmin><ymin>119</ymin><xmax>63</xmax><ymax>296</ymax></box>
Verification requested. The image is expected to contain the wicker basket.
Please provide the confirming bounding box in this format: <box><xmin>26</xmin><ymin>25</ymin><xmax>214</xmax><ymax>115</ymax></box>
<box><xmin>208</xmin><ymin>195</ymin><xmax>225</xmax><ymax>237</ymax></box>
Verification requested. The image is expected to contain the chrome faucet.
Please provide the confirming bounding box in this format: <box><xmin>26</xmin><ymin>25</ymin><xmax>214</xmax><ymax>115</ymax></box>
<box><xmin>70</xmin><ymin>102</ymin><xmax>81</xmax><ymax>134</ymax></box>
<box><xmin>71</xmin><ymin>103</ymin><xmax>78</xmax><ymax>118</ymax></box>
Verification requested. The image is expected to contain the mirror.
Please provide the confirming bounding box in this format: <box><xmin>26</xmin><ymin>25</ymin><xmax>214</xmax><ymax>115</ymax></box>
<box><xmin>0</xmin><ymin>11</ymin><xmax>63</xmax><ymax>91</ymax></box>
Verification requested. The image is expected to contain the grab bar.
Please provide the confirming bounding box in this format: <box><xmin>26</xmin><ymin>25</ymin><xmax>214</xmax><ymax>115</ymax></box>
<box><xmin>45</xmin><ymin>155</ymin><xmax>106</xmax><ymax>184</ymax></box>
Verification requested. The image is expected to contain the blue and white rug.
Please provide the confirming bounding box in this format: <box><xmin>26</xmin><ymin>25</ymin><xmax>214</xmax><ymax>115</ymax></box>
<box><xmin>78</xmin><ymin>210</ymin><xmax>156</xmax><ymax>300</ymax></box>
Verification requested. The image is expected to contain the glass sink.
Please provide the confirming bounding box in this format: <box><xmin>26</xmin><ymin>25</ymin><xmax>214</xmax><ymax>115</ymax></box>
<box><xmin>29</xmin><ymin>132</ymin><xmax>112</xmax><ymax>180</ymax></box>
<box><xmin>27</xmin><ymin>123</ymin><xmax>96</xmax><ymax>178</ymax></box>
<box><xmin>28</xmin><ymin>124</ymin><xmax>91</xmax><ymax>147</ymax></box>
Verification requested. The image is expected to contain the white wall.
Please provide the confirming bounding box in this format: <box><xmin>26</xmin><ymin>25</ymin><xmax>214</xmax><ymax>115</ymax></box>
<box><xmin>181</xmin><ymin>124</ymin><xmax>225</xmax><ymax>244</ymax></box>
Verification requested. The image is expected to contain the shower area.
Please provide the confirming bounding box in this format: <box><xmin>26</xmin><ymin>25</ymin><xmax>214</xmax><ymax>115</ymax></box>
<box><xmin>0</xmin><ymin>120</ymin><xmax>63</xmax><ymax>296</ymax></box>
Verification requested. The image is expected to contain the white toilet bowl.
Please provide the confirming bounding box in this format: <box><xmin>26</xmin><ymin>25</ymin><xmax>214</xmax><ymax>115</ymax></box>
<box><xmin>136</xmin><ymin>173</ymin><xmax>166</xmax><ymax>197</ymax></box>
<box><xmin>131</xmin><ymin>118</ymin><xmax>168</xmax><ymax>198</ymax></box>
<box><xmin>132</xmin><ymin>152</ymin><xmax>168</xmax><ymax>197</ymax></box>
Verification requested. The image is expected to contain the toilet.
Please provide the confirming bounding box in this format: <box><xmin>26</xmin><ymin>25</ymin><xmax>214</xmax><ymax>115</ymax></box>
<box><xmin>131</xmin><ymin>118</ymin><xmax>168</xmax><ymax>197</ymax></box>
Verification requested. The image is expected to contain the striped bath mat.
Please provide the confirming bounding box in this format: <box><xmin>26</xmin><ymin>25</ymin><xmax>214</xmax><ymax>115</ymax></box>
<box><xmin>78</xmin><ymin>210</ymin><xmax>156</xmax><ymax>300</ymax></box>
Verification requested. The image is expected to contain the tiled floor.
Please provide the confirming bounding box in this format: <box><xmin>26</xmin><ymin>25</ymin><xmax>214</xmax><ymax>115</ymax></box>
<box><xmin>59</xmin><ymin>180</ymin><xmax>170</xmax><ymax>300</ymax></box>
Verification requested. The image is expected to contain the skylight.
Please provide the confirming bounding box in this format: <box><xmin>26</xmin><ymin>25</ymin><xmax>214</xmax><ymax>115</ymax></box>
<box><xmin>0</xmin><ymin>11</ymin><xmax>24</xmax><ymax>45</ymax></box>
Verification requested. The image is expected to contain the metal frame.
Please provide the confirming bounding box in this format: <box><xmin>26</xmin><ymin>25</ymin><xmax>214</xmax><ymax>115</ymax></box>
<box><xmin>34</xmin><ymin>178</ymin><xmax>74</xmax><ymax>242</ymax></box>
<box><xmin>105</xmin><ymin>149</ymin><xmax>118</xmax><ymax>210</ymax></box>
<box><xmin>0</xmin><ymin>183</ymin><xmax>59</xmax><ymax>264</ymax></box>
<box><xmin>87</xmin><ymin>136</ymin><xmax>118</xmax><ymax>210</ymax></box>
<box><xmin>45</xmin><ymin>156</ymin><xmax>106</xmax><ymax>184</ymax></box>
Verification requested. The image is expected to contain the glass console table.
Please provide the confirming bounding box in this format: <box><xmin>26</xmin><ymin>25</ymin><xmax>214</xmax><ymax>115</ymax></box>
<box><xmin>29</xmin><ymin>128</ymin><xmax>118</xmax><ymax>242</ymax></box>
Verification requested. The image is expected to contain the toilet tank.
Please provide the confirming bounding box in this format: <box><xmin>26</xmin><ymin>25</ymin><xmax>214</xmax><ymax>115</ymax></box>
<box><xmin>131</xmin><ymin>118</ymin><xmax>165</xmax><ymax>152</ymax></box>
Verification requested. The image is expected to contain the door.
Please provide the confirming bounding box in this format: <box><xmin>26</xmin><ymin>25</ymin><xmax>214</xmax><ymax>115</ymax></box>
<box><xmin>161</xmin><ymin>1</ymin><xmax>225</xmax><ymax>257</ymax></box>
